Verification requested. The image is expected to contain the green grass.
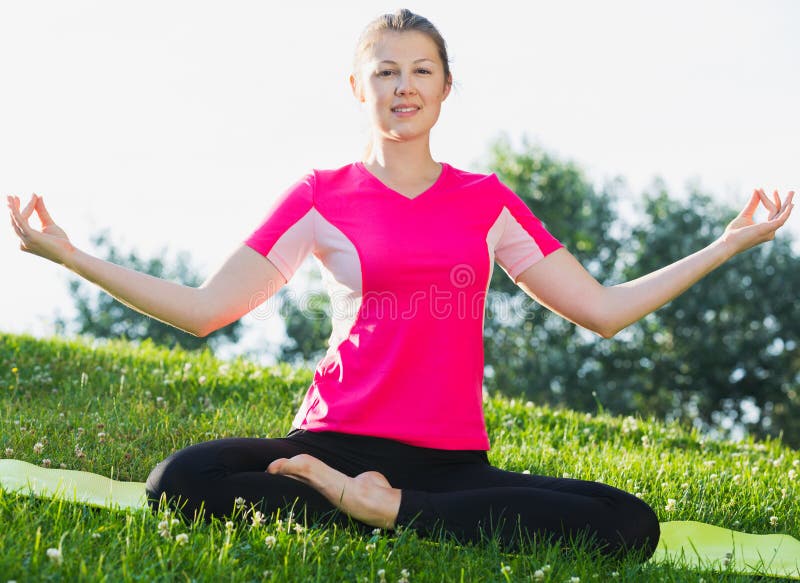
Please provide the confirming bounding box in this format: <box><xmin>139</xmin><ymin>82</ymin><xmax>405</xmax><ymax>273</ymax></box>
<box><xmin>1</xmin><ymin>330</ymin><xmax>798</xmax><ymax>582</ymax></box>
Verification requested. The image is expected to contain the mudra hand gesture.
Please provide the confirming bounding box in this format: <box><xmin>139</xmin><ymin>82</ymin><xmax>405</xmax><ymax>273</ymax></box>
<box><xmin>721</xmin><ymin>188</ymin><xmax>794</xmax><ymax>254</ymax></box>
<box><xmin>7</xmin><ymin>193</ymin><xmax>75</xmax><ymax>266</ymax></box>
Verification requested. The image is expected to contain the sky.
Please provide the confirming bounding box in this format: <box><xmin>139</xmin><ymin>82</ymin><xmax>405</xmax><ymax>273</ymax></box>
<box><xmin>1</xmin><ymin>0</ymin><xmax>798</xmax><ymax>365</ymax></box>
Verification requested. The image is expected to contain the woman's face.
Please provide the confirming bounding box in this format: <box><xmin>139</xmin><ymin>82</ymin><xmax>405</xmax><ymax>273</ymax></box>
<box><xmin>350</xmin><ymin>30</ymin><xmax>451</xmax><ymax>147</ymax></box>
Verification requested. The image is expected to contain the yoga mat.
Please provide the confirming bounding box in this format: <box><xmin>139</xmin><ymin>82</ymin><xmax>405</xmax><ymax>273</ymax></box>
<box><xmin>2</xmin><ymin>459</ymin><xmax>800</xmax><ymax>578</ymax></box>
<box><xmin>0</xmin><ymin>459</ymin><xmax>147</xmax><ymax>511</ymax></box>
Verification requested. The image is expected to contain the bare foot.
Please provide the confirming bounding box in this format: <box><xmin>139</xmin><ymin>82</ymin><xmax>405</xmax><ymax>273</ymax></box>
<box><xmin>266</xmin><ymin>453</ymin><xmax>401</xmax><ymax>529</ymax></box>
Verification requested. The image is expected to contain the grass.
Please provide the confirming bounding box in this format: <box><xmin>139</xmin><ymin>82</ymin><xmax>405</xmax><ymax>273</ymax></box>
<box><xmin>1</xmin><ymin>330</ymin><xmax>798</xmax><ymax>582</ymax></box>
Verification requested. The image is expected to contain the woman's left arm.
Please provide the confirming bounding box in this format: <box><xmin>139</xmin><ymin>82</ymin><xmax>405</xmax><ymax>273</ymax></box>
<box><xmin>515</xmin><ymin>188</ymin><xmax>794</xmax><ymax>339</ymax></box>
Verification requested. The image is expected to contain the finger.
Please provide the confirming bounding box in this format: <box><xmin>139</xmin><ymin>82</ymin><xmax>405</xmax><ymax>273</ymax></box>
<box><xmin>10</xmin><ymin>214</ymin><xmax>24</xmax><ymax>239</ymax></box>
<box><xmin>8</xmin><ymin>197</ymin><xmax>31</xmax><ymax>232</ymax></box>
<box><xmin>757</xmin><ymin>188</ymin><xmax>777</xmax><ymax>215</ymax></box>
<box><xmin>20</xmin><ymin>194</ymin><xmax>37</xmax><ymax>221</ymax></box>
<box><xmin>33</xmin><ymin>194</ymin><xmax>55</xmax><ymax>226</ymax></box>
<box><xmin>739</xmin><ymin>190</ymin><xmax>760</xmax><ymax>218</ymax></box>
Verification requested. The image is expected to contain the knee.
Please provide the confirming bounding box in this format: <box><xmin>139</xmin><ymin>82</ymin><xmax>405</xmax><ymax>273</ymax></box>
<box><xmin>613</xmin><ymin>495</ymin><xmax>660</xmax><ymax>561</ymax></box>
<box><xmin>145</xmin><ymin>450</ymin><xmax>201</xmax><ymax>519</ymax></box>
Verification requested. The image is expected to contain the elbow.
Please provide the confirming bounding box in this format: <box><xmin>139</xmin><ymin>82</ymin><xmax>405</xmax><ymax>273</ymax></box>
<box><xmin>591</xmin><ymin>316</ymin><xmax>620</xmax><ymax>339</ymax></box>
<box><xmin>597</xmin><ymin>327</ymin><xmax>617</xmax><ymax>340</ymax></box>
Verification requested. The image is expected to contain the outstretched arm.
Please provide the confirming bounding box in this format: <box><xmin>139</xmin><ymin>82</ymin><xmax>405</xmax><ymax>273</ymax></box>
<box><xmin>515</xmin><ymin>188</ymin><xmax>794</xmax><ymax>339</ymax></box>
<box><xmin>7</xmin><ymin>194</ymin><xmax>286</xmax><ymax>338</ymax></box>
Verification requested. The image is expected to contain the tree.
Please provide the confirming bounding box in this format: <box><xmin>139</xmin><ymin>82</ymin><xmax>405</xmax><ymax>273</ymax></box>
<box><xmin>606</xmin><ymin>184</ymin><xmax>800</xmax><ymax>443</ymax></box>
<box><xmin>275</xmin><ymin>266</ymin><xmax>332</xmax><ymax>367</ymax></box>
<box><xmin>54</xmin><ymin>229</ymin><xmax>244</xmax><ymax>353</ymax></box>
<box><xmin>482</xmin><ymin>133</ymin><xmax>626</xmax><ymax>412</ymax></box>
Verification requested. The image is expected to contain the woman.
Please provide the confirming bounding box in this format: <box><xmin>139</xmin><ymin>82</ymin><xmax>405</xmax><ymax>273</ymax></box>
<box><xmin>6</xmin><ymin>9</ymin><xmax>794</xmax><ymax>562</ymax></box>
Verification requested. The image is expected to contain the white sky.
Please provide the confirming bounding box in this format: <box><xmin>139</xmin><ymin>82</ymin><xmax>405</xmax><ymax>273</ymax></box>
<box><xmin>1</xmin><ymin>0</ymin><xmax>798</xmax><ymax>365</ymax></box>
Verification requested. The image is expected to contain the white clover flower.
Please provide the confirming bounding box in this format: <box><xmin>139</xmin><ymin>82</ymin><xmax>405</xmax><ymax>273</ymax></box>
<box><xmin>611</xmin><ymin>572</ymin><xmax>619</xmax><ymax>577</ymax></box>
<box><xmin>219</xmin><ymin>364</ymin><xmax>230</xmax><ymax>375</ymax></box>
<box><xmin>97</xmin><ymin>432</ymin><xmax>107</xmax><ymax>443</ymax></box>
<box><xmin>377</xmin><ymin>568</ymin><xmax>386</xmax><ymax>577</ymax></box>
<box><xmin>794</xmin><ymin>459</ymin><xmax>800</xmax><ymax>467</ymax></box>
<box><xmin>198</xmin><ymin>375</ymin><xmax>207</xmax><ymax>385</ymax></box>
<box><xmin>533</xmin><ymin>570</ymin><xmax>544</xmax><ymax>581</ymax></box>
<box><xmin>170</xmin><ymin>518</ymin><xmax>179</xmax><ymax>526</ymax></box>
<box><xmin>293</xmin><ymin>523</ymin><xmax>305</xmax><ymax>534</ymax></box>
<box><xmin>332</xmin><ymin>545</ymin><xmax>340</xmax><ymax>552</ymax></box>
<box><xmin>571</xmin><ymin>577</ymin><xmax>580</xmax><ymax>583</ymax></box>
<box><xmin>91</xmin><ymin>533</ymin><xmax>101</xmax><ymax>539</ymax></box>
<box><xmin>265</xmin><ymin>535</ymin><xmax>277</xmax><ymax>548</ymax></box>
<box><xmin>401</xmin><ymin>568</ymin><xmax>410</xmax><ymax>577</ymax></box>
<box><xmin>789</xmin><ymin>469</ymin><xmax>797</xmax><ymax>480</ymax></box>
<box><xmin>542</xmin><ymin>564</ymin><xmax>551</xmax><ymax>572</ymax></box>
<box><xmin>365</xmin><ymin>543</ymin><xmax>376</xmax><ymax>552</ymax></box>
<box><xmin>46</xmin><ymin>547</ymin><xmax>62</xmax><ymax>565</ymax></box>
<box><xmin>523</xmin><ymin>470</ymin><xmax>531</xmax><ymax>474</ymax></box>
<box><xmin>733</xmin><ymin>474</ymin><xmax>742</xmax><ymax>483</ymax></box>
<box><xmin>372</xmin><ymin>527</ymin><xmax>381</xmax><ymax>535</ymax></box>
<box><xmin>770</xmin><ymin>516</ymin><xmax>779</xmax><ymax>526</ymax></box>
<box><xmin>4</xmin><ymin>447</ymin><xmax>13</xmax><ymax>456</ymax></box>
<box><xmin>621</xmin><ymin>416</ymin><xmax>638</xmax><ymax>434</ymax></box>
<box><xmin>703</xmin><ymin>460</ymin><xmax>715</xmax><ymax>467</ymax></box>
<box><xmin>500</xmin><ymin>564</ymin><xmax>512</xmax><ymax>574</ymax></box>
<box><xmin>251</xmin><ymin>510</ymin><xmax>265</xmax><ymax>527</ymax></box>
<box><xmin>184</xmin><ymin>363</ymin><xmax>192</xmax><ymax>371</ymax></box>
<box><xmin>175</xmin><ymin>533</ymin><xmax>189</xmax><ymax>545</ymax></box>
<box><xmin>33</xmin><ymin>442</ymin><xmax>44</xmax><ymax>454</ymax></box>
<box><xmin>41</xmin><ymin>458</ymin><xmax>51</xmax><ymax>468</ymax></box>
<box><xmin>665</xmin><ymin>498</ymin><xmax>677</xmax><ymax>512</ymax></box>
<box><xmin>234</xmin><ymin>496</ymin><xmax>245</xmax><ymax>508</ymax></box>
<box><xmin>225</xmin><ymin>521</ymin><xmax>234</xmax><ymax>531</ymax></box>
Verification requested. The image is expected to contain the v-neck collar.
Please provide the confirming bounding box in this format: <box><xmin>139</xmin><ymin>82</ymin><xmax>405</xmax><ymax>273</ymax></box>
<box><xmin>355</xmin><ymin>161</ymin><xmax>449</xmax><ymax>202</ymax></box>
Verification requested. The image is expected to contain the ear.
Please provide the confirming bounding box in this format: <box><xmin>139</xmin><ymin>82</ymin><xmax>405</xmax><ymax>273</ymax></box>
<box><xmin>441</xmin><ymin>74</ymin><xmax>453</xmax><ymax>102</ymax></box>
<box><xmin>349</xmin><ymin>73</ymin><xmax>365</xmax><ymax>103</ymax></box>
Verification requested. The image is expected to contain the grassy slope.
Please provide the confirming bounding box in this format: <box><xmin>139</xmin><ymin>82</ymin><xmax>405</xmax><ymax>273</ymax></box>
<box><xmin>1</xmin><ymin>331</ymin><xmax>797</xmax><ymax>582</ymax></box>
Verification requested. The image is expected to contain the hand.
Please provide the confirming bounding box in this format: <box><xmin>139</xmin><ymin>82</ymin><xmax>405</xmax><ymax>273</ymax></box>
<box><xmin>720</xmin><ymin>188</ymin><xmax>794</xmax><ymax>255</ymax></box>
<box><xmin>7</xmin><ymin>193</ymin><xmax>75</xmax><ymax>266</ymax></box>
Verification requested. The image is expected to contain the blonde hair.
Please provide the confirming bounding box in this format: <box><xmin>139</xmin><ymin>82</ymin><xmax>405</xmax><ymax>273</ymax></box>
<box><xmin>352</xmin><ymin>9</ymin><xmax>453</xmax><ymax>160</ymax></box>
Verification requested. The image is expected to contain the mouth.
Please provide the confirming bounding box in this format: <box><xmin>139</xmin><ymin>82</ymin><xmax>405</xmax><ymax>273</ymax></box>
<box><xmin>391</xmin><ymin>106</ymin><xmax>420</xmax><ymax>113</ymax></box>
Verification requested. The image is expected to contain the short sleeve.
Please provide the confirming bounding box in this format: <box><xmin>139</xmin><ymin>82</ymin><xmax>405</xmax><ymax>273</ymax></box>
<box><xmin>243</xmin><ymin>172</ymin><xmax>316</xmax><ymax>283</ymax></box>
<box><xmin>491</xmin><ymin>175</ymin><xmax>563</xmax><ymax>283</ymax></box>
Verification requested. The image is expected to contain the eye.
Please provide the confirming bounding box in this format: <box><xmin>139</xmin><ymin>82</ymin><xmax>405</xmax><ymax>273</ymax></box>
<box><xmin>377</xmin><ymin>70</ymin><xmax>395</xmax><ymax>77</ymax></box>
<box><xmin>416</xmin><ymin>68</ymin><xmax>432</xmax><ymax>75</ymax></box>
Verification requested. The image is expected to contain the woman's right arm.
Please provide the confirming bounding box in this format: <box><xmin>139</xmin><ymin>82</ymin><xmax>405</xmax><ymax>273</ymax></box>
<box><xmin>8</xmin><ymin>194</ymin><xmax>287</xmax><ymax>338</ymax></box>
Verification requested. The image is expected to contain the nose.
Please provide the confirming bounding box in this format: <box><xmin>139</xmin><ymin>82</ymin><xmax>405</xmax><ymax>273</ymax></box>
<box><xmin>394</xmin><ymin>71</ymin><xmax>417</xmax><ymax>96</ymax></box>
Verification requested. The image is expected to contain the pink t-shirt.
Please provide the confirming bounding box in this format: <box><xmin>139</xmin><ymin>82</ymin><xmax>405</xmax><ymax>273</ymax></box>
<box><xmin>243</xmin><ymin>162</ymin><xmax>563</xmax><ymax>450</ymax></box>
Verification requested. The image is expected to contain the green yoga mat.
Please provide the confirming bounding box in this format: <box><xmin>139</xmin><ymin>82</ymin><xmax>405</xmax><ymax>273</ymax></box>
<box><xmin>2</xmin><ymin>459</ymin><xmax>799</xmax><ymax>579</ymax></box>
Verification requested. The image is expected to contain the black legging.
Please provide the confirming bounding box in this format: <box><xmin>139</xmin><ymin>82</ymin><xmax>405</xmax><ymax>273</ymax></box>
<box><xmin>145</xmin><ymin>428</ymin><xmax>660</xmax><ymax>561</ymax></box>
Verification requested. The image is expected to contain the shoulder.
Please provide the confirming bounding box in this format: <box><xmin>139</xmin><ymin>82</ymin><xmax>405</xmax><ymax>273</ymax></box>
<box><xmin>442</xmin><ymin>163</ymin><xmax>514</xmax><ymax>197</ymax></box>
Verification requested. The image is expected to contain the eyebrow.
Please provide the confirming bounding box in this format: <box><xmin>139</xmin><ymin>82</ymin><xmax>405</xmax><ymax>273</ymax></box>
<box><xmin>377</xmin><ymin>58</ymin><xmax>436</xmax><ymax>65</ymax></box>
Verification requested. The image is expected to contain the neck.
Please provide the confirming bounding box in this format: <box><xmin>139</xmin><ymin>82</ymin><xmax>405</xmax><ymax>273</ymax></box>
<box><xmin>363</xmin><ymin>134</ymin><xmax>439</xmax><ymax>177</ymax></box>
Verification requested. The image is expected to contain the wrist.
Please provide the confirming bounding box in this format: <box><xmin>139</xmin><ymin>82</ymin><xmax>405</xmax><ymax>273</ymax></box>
<box><xmin>60</xmin><ymin>244</ymin><xmax>81</xmax><ymax>271</ymax></box>
<box><xmin>711</xmin><ymin>235</ymin><xmax>739</xmax><ymax>263</ymax></box>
